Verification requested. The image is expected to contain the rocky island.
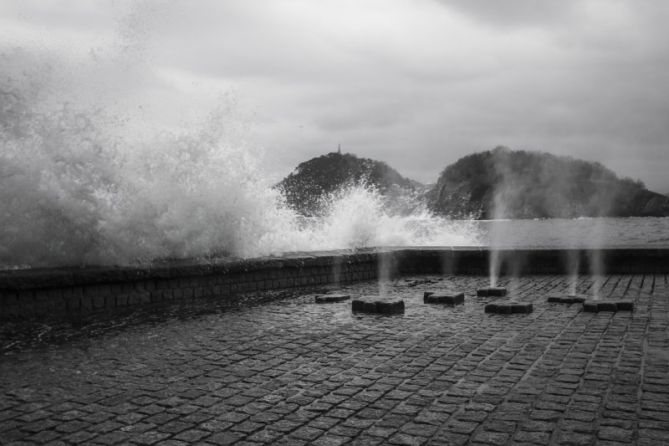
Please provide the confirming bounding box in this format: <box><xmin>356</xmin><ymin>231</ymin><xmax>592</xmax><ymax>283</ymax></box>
<box><xmin>277</xmin><ymin>151</ymin><xmax>423</xmax><ymax>216</ymax></box>
<box><xmin>279</xmin><ymin>147</ymin><xmax>669</xmax><ymax>219</ymax></box>
<box><xmin>428</xmin><ymin>146</ymin><xmax>669</xmax><ymax>219</ymax></box>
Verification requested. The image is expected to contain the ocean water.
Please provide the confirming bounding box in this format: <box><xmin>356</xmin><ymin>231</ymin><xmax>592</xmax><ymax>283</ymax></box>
<box><xmin>472</xmin><ymin>217</ymin><xmax>669</xmax><ymax>248</ymax></box>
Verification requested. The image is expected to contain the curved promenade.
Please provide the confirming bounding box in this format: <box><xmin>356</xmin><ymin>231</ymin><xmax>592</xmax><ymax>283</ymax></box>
<box><xmin>1</xmin><ymin>248</ymin><xmax>668</xmax><ymax>445</ymax></box>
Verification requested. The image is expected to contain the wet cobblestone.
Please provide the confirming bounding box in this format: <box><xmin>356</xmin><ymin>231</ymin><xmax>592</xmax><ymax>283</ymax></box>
<box><xmin>1</xmin><ymin>274</ymin><xmax>669</xmax><ymax>445</ymax></box>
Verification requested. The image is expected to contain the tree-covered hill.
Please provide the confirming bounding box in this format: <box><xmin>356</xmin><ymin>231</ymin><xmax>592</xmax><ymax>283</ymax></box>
<box><xmin>278</xmin><ymin>147</ymin><xmax>669</xmax><ymax>219</ymax></box>
<box><xmin>277</xmin><ymin>151</ymin><xmax>422</xmax><ymax>215</ymax></box>
<box><xmin>428</xmin><ymin>146</ymin><xmax>669</xmax><ymax>219</ymax></box>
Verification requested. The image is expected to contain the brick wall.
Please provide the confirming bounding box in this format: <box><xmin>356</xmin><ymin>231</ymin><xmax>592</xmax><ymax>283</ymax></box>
<box><xmin>1</xmin><ymin>247</ymin><xmax>668</xmax><ymax>321</ymax></box>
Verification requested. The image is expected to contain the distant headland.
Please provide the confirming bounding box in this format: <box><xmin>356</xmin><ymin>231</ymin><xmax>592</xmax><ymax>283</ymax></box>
<box><xmin>277</xmin><ymin>147</ymin><xmax>669</xmax><ymax>219</ymax></box>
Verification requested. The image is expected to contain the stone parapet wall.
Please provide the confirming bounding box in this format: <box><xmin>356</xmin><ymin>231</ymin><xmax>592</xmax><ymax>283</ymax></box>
<box><xmin>1</xmin><ymin>247</ymin><xmax>668</xmax><ymax>320</ymax></box>
<box><xmin>0</xmin><ymin>252</ymin><xmax>379</xmax><ymax>321</ymax></box>
<box><xmin>396</xmin><ymin>246</ymin><xmax>669</xmax><ymax>275</ymax></box>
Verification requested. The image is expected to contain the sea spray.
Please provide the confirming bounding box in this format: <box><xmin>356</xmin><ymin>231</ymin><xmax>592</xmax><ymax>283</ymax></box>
<box><xmin>0</xmin><ymin>52</ymin><xmax>478</xmax><ymax>268</ymax></box>
<box><xmin>566</xmin><ymin>249</ymin><xmax>580</xmax><ymax>296</ymax></box>
<box><xmin>488</xmin><ymin>148</ymin><xmax>513</xmax><ymax>287</ymax></box>
<box><xmin>301</xmin><ymin>185</ymin><xmax>477</xmax><ymax>250</ymax></box>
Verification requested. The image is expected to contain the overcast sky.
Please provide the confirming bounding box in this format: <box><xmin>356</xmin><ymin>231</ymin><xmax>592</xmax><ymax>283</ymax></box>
<box><xmin>2</xmin><ymin>0</ymin><xmax>668</xmax><ymax>191</ymax></box>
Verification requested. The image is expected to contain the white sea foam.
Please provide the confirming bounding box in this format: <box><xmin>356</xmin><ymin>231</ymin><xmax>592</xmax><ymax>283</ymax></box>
<box><xmin>0</xmin><ymin>48</ymin><xmax>478</xmax><ymax>268</ymax></box>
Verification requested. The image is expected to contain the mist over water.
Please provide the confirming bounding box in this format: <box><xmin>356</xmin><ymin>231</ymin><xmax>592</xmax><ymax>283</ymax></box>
<box><xmin>0</xmin><ymin>47</ymin><xmax>478</xmax><ymax>269</ymax></box>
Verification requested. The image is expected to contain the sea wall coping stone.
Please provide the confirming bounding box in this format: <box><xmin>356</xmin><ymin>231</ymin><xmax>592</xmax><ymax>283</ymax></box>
<box><xmin>3</xmin><ymin>246</ymin><xmax>669</xmax><ymax>292</ymax></box>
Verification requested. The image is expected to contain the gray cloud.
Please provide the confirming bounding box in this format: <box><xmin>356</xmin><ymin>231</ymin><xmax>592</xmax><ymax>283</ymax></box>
<box><xmin>434</xmin><ymin>0</ymin><xmax>579</xmax><ymax>27</ymax></box>
<box><xmin>2</xmin><ymin>0</ymin><xmax>669</xmax><ymax>192</ymax></box>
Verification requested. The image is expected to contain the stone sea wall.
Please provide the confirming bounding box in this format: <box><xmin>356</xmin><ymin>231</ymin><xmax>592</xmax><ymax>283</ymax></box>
<box><xmin>1</xmin><ymin>247</ymin><xmax>668</xmax><ymax>320</ymax></box>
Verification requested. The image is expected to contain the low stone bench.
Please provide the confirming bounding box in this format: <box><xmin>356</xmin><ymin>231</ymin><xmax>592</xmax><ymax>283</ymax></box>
<box><xmin>547</xmin><ymin>294</ymin><xmax>587</xmax><ymax>304</ymax></box>
<box><xmin>423</xmin><ymin>291</ymin><xmax>465</xmax><ymax>305</ymax></box>
<box><xmin>484</xmin><ymin>301</ymin><xmax>533</xmax><ymax>314</ymax></box>
<box><xmin>477</xmin><ymin>287</ymin><xmax>507</xmax><ymax>297</ymax></box>
<box><xmin>352</xmin><ymin>297</ymin><xmax>405</xmax><ymax>315</ymax></box>
<box><xmin>583</xmin><ymin>300</ymin><xmax>634</xmax><ymax>312</ymax></box>
<box><xmin>314</xmin><ymin>294</ymin><xmax>350</xmax><ymax>303</ymax></box>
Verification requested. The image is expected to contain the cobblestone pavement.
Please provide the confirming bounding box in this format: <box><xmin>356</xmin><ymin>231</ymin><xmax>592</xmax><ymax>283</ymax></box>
<box><xmin>1</xmin><ymin>274</ymin><xmax>669</xmax><ymax>445</ymax></box>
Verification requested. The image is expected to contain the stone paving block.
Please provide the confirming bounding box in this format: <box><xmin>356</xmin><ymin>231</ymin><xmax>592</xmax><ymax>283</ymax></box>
<box><xmin>557</xmin><ymin>431</ymin><xmax>593</xmax><ymax>446</ymax></box>
<box><xmin>315</xmin><ymin>294</ymin><xmax>351</xmax><ymax>304</ymax></box>
<box><xmin>598</xmin><ymin>426</ymin><xmax>633</xmax><ymax>442</ymax></box>
<box><xmin>27</xmin><ymin>429</ymin><xmax>60</xmax><ymax>443</ymax></box>
<box><xmin>207</xmin><ymin>431</ymin><xmax>245</xmax><ymax>445</ymax></box>
<box><xmin>423</xmin><ymin>292</ymin><xmax>465</xmax><ymax>305</ymax></box>
<box><xmin>476</xmin><ymin>287</ymin><xmax>507</xmax><ymax>297</ymax></box>
<box><xmin>92</xmin><ymin>431</ymin><xmax>131</xmax><ymax>445</ymax></box>
<box><xmin>446</xmin><ymin>420</ymin><xmax>479</xmax><ymax>434</ymax></box>
<box><xmin>132</xmin><ymin>430</ymin><xmax>171</xmax><ymax>445</ymax></box>
<box><xmin>290</xmin><ymin>425</ymin><xmax>325</xmax><ymax>441</ymax></box>
<box><xmin>388</xmin><ymin>432</ymin><xmax>427</xmax><ymax>445</ymax></box>
<box><xmin>515</xmin><ymin>430</ymin><xmax>551</xmax><ymax>443</ymax></box>
<box><xmin>348</xmin><ymin>436</ymin><xmax>384</xmax><ymax>446</ymax></box>
<box><xmin>313</xmin><ymin>434</ymin><xmax>351</xmax><ymax>446</ymax></box>
<box><xmin>472</xmin><ymin>430</ymin><xmax>510</xmax><ymax>445</ymax></box>
<box><xmin>173</xmin><ymin>428</ymin><xmax>210</xmax><ymax>442</ymax></box>
<box><xmin>638</xmin><ymin>428</ymin><xmax>669</xmax><ymax>442</ymax></box>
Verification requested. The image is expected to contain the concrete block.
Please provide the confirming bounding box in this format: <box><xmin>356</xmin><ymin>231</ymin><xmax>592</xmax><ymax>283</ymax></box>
<box><xmin>583</xmin><ymin>301</ymin><xmax>598</xmax><ymax>312</ymax></box>
<box><xmin>511</xmin><ymin>303</ymin><xmax>533</xmax><ymax>314</ymax></box>
<box><xmin>315</xmin><ymin>294</ymin><xmax>350</xmax><ymax>303</ymax></box>
<box><xmin>597</xmin><ymin>302</ymin><xmax>618</xmax><ymax>312</ymax></box>
<box><xmin>485</xmin><ymin>301</ymin><xmax>532</xmax><ymax>314</ymax></box>
<box><xmin>477</xmin><ymin>287</ymin><xmax>507</xmax><ymax>297</ymax></box>
<box><xmin>351</xmin><ymin>299</ymin><xmax>376</xmax><ymax>313</ymax></box>
<box><xmin>352</xmin><ymin>297</ymin><xmax>404</xmax><ymax>315</ymax></box>
<box><xmin>377</xmin><ymin>300</ymin><xmax>405</xmax><ymax>314</ymax></box>
<box><xmin>616</xmin><ymin>300</ymin><xmax>634</xmax><ymax>311</ymax></box>
<box><xmin>424</xmin><ymin>292</ymin><xmax>465</xmax><ymax>305</ymax></box>
<box><xmin>496</xmin><ymin>304</ymin><xmax>513</xmax><ymax>314</ymax></box>
<box><xmin>565</xmin><ymin>295</ymin><xmax>587</xmax><ymax>304</ymax></box>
